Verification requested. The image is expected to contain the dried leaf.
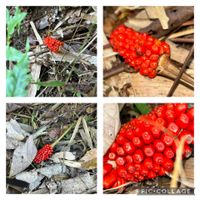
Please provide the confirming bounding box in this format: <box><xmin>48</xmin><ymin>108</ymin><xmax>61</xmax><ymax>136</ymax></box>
<box><xmin>145</xmin><ymin>6</ymin><xmax>169</xmax><ymax>29</ymax></box>
<box><xmin>103</xmin><ymin>33</ymin><xmax>116</xmax><ymax>70</ymax></box>
<box><xmin>168</xmin><ymin>28</ymin><xmax>194</xmax><ymax>39</ymax></box>
<box><xmin>79</xmin><ymin>148</ymin><xmax>97</xmax><ymax>170</ymax></box>
<box><xmin>6</xmin><ymin>119</ymin><xmax>30</xmax><ymax>141</ymax></box>
<box><xmin>51</xmin><ymin>151</ymin><xmax>76</xmax><ymax>162</ymax></box>
<box><xmin>6</xmin><ymin>136</ymin><xmax>23</xmax><ymax>150</ymax></box>
<box><xmin>16</xmin><ymin>171</ymin><xmax>44</xmax><ymax>191</ymax></box>
<box><xmin>103</xmin><ymin>104</ymin><xmax>121</xmax><ymax>154</ymax></box>
<box><xmin>10</xmin><ymin>135</ymin><xmax>37</xmax><ymax>176</ymax></box>
<box><xmin>82</xmin><ymin>117</ymin><xmax>93</xmax><ymax>149</ymax></box>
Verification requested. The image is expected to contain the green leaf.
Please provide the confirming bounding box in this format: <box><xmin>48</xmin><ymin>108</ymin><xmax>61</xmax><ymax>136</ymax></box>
<box><xmin>6</xmin><ymin>7</ymin><xmax>27</xmax><ymax>44</ymax></box>
<box><xmin>6</xmin><ymin>45</ymin><xmax>24</xmax><ymax>61</ymax></box>
<box><xmin>33</xmin><ymin>80</ymin><xmax>65</xmax><ymax>87</ymax></box>
<box><xmin>6</xmin><ymin>39</ymin><xmax>30</xmax><ymax>97</ymax></box>
<box><xmin>135</xmin><ymin>103</ymin><xmax>151</xmax><ymax>115</ymax></box>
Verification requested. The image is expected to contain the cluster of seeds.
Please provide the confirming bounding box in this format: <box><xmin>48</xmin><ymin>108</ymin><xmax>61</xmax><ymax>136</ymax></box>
<box><xmin>33</xmin><ymin>144</ymin><xmax>53</xmax><ymax>164</ymax></box>
<box><xmin>109</xmin><ymin>25</ymin><xmax>170</xmax><ymax>78</ymax></box>
<box><xmin>43</xmin><ymin>37</ymin><xmax>64</xmax><ymax>53</ymax></box>
<box><xmin>103</xmin><ymin>103</ymin><xmax>194</xmax><ymax>189</ymax></box>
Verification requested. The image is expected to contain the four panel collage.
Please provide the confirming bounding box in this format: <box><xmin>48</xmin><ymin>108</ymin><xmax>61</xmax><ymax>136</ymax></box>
<box><xmin>5</xmin><ymin>3</ymin><xmax>195</xmax><ymax>196</ymax></box>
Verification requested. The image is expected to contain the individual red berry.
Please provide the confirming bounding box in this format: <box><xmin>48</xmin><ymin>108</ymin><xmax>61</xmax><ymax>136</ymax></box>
<box><xmin>116</xmin><ymin>135</ymin><xmax>128</xmax><ymax>145</ymax></box>
<box><xmin>153</xmin><ymin>164</ymin><xmax>161</xmax><ymax>173</ymax></box>
<box><xmin>187</xmin><ymin>107</ymin><xmax>194</xmax><ymax>121</ymax></box>
<box><xmin>124</xmin><ymin>129</ymin><xmax>134</xmax><ymax>140</ymax></box>
<box><xmin>159</xmin><ymin>167</ymin><xmax>166</xmax><ymax>176</ymax></box>
<box><xmin>140</xmin><ymin>167</ymin><xmax>149</xmax><ymax>177</ymax></box>
<box><xmin>125</xmin><ymin>173</ymin><xmax>134</xmax><ymax>181</ymax></box>
<box><xmin>33</xmin><ymin>144</ymin><xmax>53</xmax><ymax>164</ymax></box>
<box><xmin>108</xmin><ymin>152</ymin><xmax>117</xmax><ymax>160</ymax></box>
<box><xmin>154</xmin><ymin>139</ymin><xmax>165</xmax><ymax>152</ymax></box>
<box><xmin>116</xmin><ymin>147</ymin><xmax>125</xmax><ymax>156</ymax></box>
<box><xmin>143</xmin><ymin>158</ymin><xmax>153</xmax><ymax>170</ymax></box>
<box><xmin>165</xmin><ymin>109</ymin><xmax>175</xmax><ymax>123</ymax></box>
<box><xmin>109</xmin><ymin>142</ymin><xmax>118</xmax><ymax>152</ymax></box>
<box><xmin>142</xmin><ymin>131</ymin><xmax>153</xmax><ymax>144</ymax></box>
<box><xmin>164</xmin><ymin>147</ymin><xmax>175</xmax><ymax>159</ymax></box>
<box><xmin>148</xmin><ymin>171</ymin><xmax>156</xmax><ymax>179</ymax></box>
<box><xmin>125</xmin><ymin>155</ymin><xmax>134</xmax><ymax>163</ymax></box>
<box><xmin>176</xmin><ymin>113</ymin><xmax>190</xmax><ymax>129</ymax></box>
<box><xmin>153</xmin><ymin>153</ymin><xmax>164</xmax><ymax>165</ymax></box>
<box><xmin>123</xmin><ymin>142</ymin><xmax>135</xmax><ymax>154</ymax></box>
<box><xmin>133</xmin><ymin>170</ymin><xmax>140</xmax><ymax>178</ymax></box>
<box><xmin>163</xmin><ymin>158</ymin><xmax>174</xmax><ymax>172</ymax></box>
<box><xmin>132</xmin><ymin>136</ymin><xmax>143</xmax><ymax>147</ymax></box>
<box><xmin>126</xmin><ymin>163</ymin><xmax>136</xmax><ymax>174</ymax></box>
<box><xmin>174</xmin><ymin>103</ymin><xmax>188</xmax><ymax>117</ymax></box>
<box><xmin>183</xmin><ymin>144</ymin><xmax>192</xmax><ymax>158</ymax></box>
<box><xmin>179</xmin><ymin>130</ymin><xmax>193</xmax><ymax>145</ymax></box>
<box><xmin>161</xmin><ymin>134</ymin><xmax>174</xmax><ymax>146</ymax></box>
<box><xmin>116</xmin><ymin>157</ymin><xmax>126</xmax><ymax>166</ymax></box>
<box><xmin>134</xmin><ymin>163</ymin><xmax>142</xmax><ymax>171</ymax></box>
<box><xmin>117</xmin><ymin>166</ymin><xmax>128</xmax><ymax>178</ymax></box>
<box><xmin>168</xmin><ymin>122</ymin><xmax>180</xmax><ymax>135</ymax></box>
<box><xmin>151</xmin><ymin>126</ymin><xmax>161</xmax><ymax>138</ymax></box>
<box><xmin>132</xmin><ymin>149</ymin><xmax>144</xmax><ymax>163</ymax></box>
<box><xmin>143</xmin><ymin>145</ymin><xmax>155</xmax><ymax>157</ymax></box>
<box><xmin>156</xmin><ymin>117</ymin><xmax>166</xmax><ymax>126</ymax></box>
<box><xmin>103</xmin><ymin>163</ymin><xmax>113</xmax><ymax>176</ymax></box>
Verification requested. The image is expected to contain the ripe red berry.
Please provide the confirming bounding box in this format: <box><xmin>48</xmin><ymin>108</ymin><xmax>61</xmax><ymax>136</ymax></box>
<box><xmin>161</xmin><ymin>134</ymin><xmax>174</xmax><ymax>146</ymax></box>
<box><xmin>148</xmin><ymin>171</ymin><xmax>156</xmax><ymax>179</ymax></box>
<box><xmin>33</xmin><ymin>144</ymin><xmax>53</xmax><ymax>164</ymax></box>
<box><xmin>117</xmin><ymin>166</ymin><xmax>128</xmax><ymax>178</ymax></box>
<box><xmin>132</xmin><ymin>149</ymin><xmax>144</xmax><ymax>163</ymax></box>
<box><xmin>143</xmin><ymin>158</ymin><xmax>153</xmax><ymax>170</ymax></box>
<box><xmin>116</xmin><ymin>157</ymin><xmax>126</xmax><ymax>166</ymax></box>
<box><xmin>108</xmin><ymin>152</ymin><xmax>117</xmax><ymax>160</ymax></box>
<box><xmin>168</xmin><ymin>122</ymin><xmax>180</xmax><ymax>135</ymax></box>
<box><xmin>183</xmin><ymin>144</ymin><xmax>192</xmax><ymax>158</ymax></box>
<box><xmin>123</xmin><ymin>142</ymin><xmax>135</xmax><ymax>154</ymax></box>
<box><xmin>103</xmin><ymin>163</ymin><xmax>113</xmax><ymax>176</ymax></box>
<box><xmin>143</xmin><ymin>145</ymin><xmax>155</xmax><ymax>157</ymax></box>
<box><xmin>116</xmin><ymin>147</ymin><xmax>125</xmax><ymax>156</ymax></box>
<box><xmin>163</xmin><ymin>158</ymin><xmax>174</xmax><ymax>172</ymax></box>
<box><xmin>176</xmin><ymin>113</ymin><xmax>190</xmax><ymax>129</ymax></box>
<box><xmin>125</xmin><ymin>155</ymin><xmax>134</xmax><ymax>163</ymax></box>
<box><xmin>109</xmin><ymin>142</ymin><xmax>118</xmax><ymax>152</ymax></box>
<box><xmin>154</xmin><ymin>139</ymin><xmax>165</xmax><ymax>152</ymax></box>
<box><xmin>151</xmin><ymin>126</ymin><xmax>161</xmax><ymax>138</ymax></box>
<box><xmin>142</xmin><ymin>131</ymin><xmax>153</xmax><ymax>144</ymax></box>
<box><xmin>132</xmin><ymin>136</ymin><xmax>143</xmax><ymax>147</ymax></box>
<box><xmin>164</xmin><ymin>147</ymin><xmax>175</xmax><ymax>159</ymax></box>
<box><xmin>153</xmin><ymin>153</ymin><xmax>164</xmax><ymax>165</ymax></box>
<box><xmin>116</xmin><ymin>135</ymin><xmax>128</xmax><ymax>145</ymax></box>
<box><xmin>126</xmin><ymin>163</ymin><xmax>136</xmax><ymax>174</ymax></box>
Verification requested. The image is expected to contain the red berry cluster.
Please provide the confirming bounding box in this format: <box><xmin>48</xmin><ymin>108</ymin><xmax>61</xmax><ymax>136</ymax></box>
<box><xmin>103</xmin><ymin>104</ymin><xmax>194</xmax><ymax>189</ymax></box>
<box><xmin>33</xmin><ymin>144</ymin><xmax>53</xmax><ymax>164</ymax></box>
<box><xmin>43</xmin><ymin>37</ymin><xmax>64</xmax><ymax>53</ymax></box>
<box><xmin>109</xmin><ymin>25</ymin><xmax>170</xmax><ymax>78</ymax></box>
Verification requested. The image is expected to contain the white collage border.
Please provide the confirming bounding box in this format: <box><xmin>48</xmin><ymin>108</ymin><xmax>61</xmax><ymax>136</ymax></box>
<box><xmin>1</xmin><ymin>0</ymin><xmax>199</xmax><ymax>199</ymax></box>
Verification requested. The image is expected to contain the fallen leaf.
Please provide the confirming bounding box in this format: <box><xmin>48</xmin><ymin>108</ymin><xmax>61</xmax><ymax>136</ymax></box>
<box><xmin>145</xmin><ymin>6</ymin><xmax>169</xmax><ymax>29</ymax></box>
<box><xmin>9</xmin><ymin>135</ymin><xmax>37</xmax><ymax>177</ymax></box>
<box><xmin>6</xmin><ymin>119</ymin><xmax>30</xmax><ymax>141</ymax></box>
<box><xmin>103</xmin><ymin>104</ymin><xmax>121</xmax><ymax>154</ymax></box>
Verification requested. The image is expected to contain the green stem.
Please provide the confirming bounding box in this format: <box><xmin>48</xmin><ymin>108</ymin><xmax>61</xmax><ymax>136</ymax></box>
<box><xmin>51</xmin><ymin>123</ymin><xmax>74</xmax><ymax>148</ymax></box>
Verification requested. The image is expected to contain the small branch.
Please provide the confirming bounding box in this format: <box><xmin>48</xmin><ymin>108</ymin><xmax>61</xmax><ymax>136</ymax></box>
<box><xmin>167</xmin><ymin>44</ymin><xmax>194</xmax><ymax>97</ymax></box>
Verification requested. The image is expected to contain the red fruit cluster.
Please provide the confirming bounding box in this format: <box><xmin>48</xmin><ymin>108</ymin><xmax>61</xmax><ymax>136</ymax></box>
<box><xmin>43</xmin><ymin>37</ymin><xmax>64</xmax><ymax>53</ymax></box>
<box><xmin>33</xmin><ymin>144</ymin><xmax>53</xmax><ymax>164</ymax></box>
<box><xmin>103</xmin><ymin>104</ymin><xmax>194</xmax><ymax>189</ymax></box>
<box><xmin>109</xmin><ymin>25</ymin><xmax>170</xmax><ymax>78</ymax></box>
